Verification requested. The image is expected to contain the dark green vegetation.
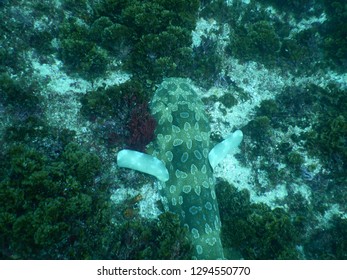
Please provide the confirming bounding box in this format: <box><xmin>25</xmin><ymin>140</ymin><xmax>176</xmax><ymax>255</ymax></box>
<box><xmin>260</xmin><ymin>0</ymin><xmax>320</xmax><ymax>16</ymax></box>
<box><xmin>0</xmin><ymin>140</ymin><xmax>192</xmax><ymax>260</ymax></box>
<box><xmin>305</xmin><ymin>215</ymin><xmax>347</xmax><ymax>259</ymax></box>
<box><xmin>321</xmin><ymin>0</ymin><xmax>347</xmax><ymax>69</ymax></box>
<box><xmin>112</xmin><ymin>212</ymin><xmax>192</xmax><ymax>259</ymax></box>
<box><xmin>217</xmin><ymin>180</ymin><xmax>347</xmax><ymax>260</ymax></box>
<box><xmin>0</xmin><ymin>141</ymin><xmax>104</xmax><ymax>259</ymax></box>
<box><xmin>260</xmin><ymin>0</ymin><xmax>347</xmax><ymax>69</ymax></box>
<box><xmin>0</xmin><ymin>73</ymin><xmax>42</xmax><ymax>117</ymax></box>
<box><xmin>244</xmin><ymin>82</ymin><xmax>346</xmax><ymax>189</ymax></box>
<box><xmin>202</xmin><ymin>0</ymin><xmax>345</xmax><ymax>72</ymax></box>
<box><xmin>0</xmin><ymin>119</ymin><xmax>191</xmax><ymax>259</ymax></box>
<box><xmin>57</xmin><ymin>0</ymin><xmax>200</xmax><ymax>84</ymax></box>
<box><xmin>302</xmin><ymin>84</ymin><xmax>347</xmax><ymax>166</ymax></box>
<box><xmin>58</xmin><ymin>18</ymin><xmax>109</xmax><ymax>79</ymax></box>
<box><xmin>54</xmin><ymin>0</ymin><xmax>221</xmax><ymax>86</ymax></box>
<box><xmin>229</xmin><ymin>20</ymin><xmax>281</xmax><ymax>66</ymax></box>
<box><xmin>217</xmin><ymin>181</ymin><xmax>300</xmax><ymax>259</ymax></box>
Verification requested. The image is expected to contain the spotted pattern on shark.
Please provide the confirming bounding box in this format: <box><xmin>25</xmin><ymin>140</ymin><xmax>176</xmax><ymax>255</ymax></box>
<box><xmin>150</xmin><ymin>78</ymin><xmax>224</xmax><ymax>259</ymax></box>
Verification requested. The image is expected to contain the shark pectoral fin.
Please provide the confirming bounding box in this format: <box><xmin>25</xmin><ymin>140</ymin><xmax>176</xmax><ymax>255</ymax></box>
<box><xmin>208</xmin><ymin>130</ymin><xmax>243</xmax><ymax>169</ymax></box>
<box><xmin>117</xmin><ymin>149</ymin><xmax>169</xmax><ymax>182</ymax></box>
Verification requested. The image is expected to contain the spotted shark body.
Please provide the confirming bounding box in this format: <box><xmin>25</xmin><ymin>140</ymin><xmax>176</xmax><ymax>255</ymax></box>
<box><xmin>117</xmin><ymin>77</ymin><xmax>243</xmax><ymax>259</ymax></box>
<box><xmin>150</xmin><ymin>78</ymin><xmax>223</xmax><ymax>259</ymax></box>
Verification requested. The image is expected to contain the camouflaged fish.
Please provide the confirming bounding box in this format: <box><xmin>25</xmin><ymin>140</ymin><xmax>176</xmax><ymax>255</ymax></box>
<box><xmin>117</xmin><ymin>78</ymin><xmax>243</xmax><ymax>259</ymax></box>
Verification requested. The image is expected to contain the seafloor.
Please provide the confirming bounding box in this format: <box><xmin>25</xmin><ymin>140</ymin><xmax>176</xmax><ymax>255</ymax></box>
<box><xmin>0</xmin><ymin>0</ymin><xmax>346</xmax><ymax>259</ymax></box>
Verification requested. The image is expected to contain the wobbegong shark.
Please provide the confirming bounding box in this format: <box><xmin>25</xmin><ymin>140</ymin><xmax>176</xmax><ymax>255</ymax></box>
<box><xmin>117</xmin><ymin>78</ymin><xmax>243</xmax><ymax>259</ymax></box>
